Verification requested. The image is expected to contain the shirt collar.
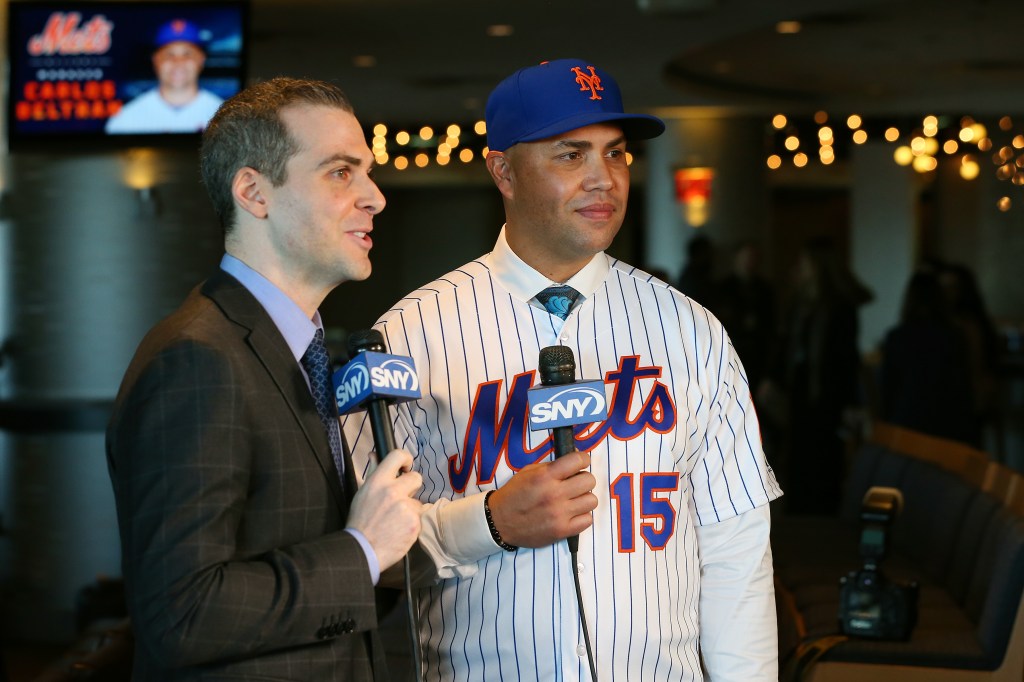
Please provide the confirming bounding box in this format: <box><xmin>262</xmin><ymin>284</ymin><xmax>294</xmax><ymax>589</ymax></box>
<box><xmin>219</xmin><ymin>253</ymin><xmax>321</xmax><ymax>362</ymax></box>
<box><xmin>482</xmin><ymin>225</ymin><xmax>609</xmax><ymax>306</ymax></box>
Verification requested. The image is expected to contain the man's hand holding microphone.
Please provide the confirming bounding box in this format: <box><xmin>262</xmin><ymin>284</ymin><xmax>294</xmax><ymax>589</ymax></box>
<box><xmin>334</xmin><ymin>329</ymin><xmax>423</xmax><ymax>572</ymax></box>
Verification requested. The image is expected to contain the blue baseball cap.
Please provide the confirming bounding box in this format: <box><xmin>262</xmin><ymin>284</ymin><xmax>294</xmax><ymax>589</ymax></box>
<box><xmin>485</xmin><ymin>58</ymin><xmax>665</xmax><ymax>152</ymax></box>
<box><xmin>155</xmin><ymin>19</ymin><xmax>204</xmax><ymax>49</ymax></box>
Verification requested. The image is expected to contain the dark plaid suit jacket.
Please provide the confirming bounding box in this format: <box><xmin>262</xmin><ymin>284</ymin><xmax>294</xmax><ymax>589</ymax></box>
<box><xmin>106</xmin><ymin>269</ymin><xmax>388</xmax><ymax>681</ymax></box>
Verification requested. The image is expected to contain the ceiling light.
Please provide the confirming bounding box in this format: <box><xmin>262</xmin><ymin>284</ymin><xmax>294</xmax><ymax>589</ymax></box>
<box><xmin>352</xmin><ymin>55</ymin><xmax>376</xmax><ymax>68</ymax></box>
<box><xmin>954</xmin><ymin>158</ymin><xmax>978</xmax><ymax>179</ymax></box>
<box><xmin>776</xmin><ymin>21</ymin><xmax>801</xmax><ymax>34</ymax></box>
<box><xmin>912</xmin><ymin>155</ymin><xmax>937</xmax><ymax>173</ymax></box>
<box><xmin>486</xmin><ymin>24</ymin><xmax>514</xmax><ymax>37</ymax></box>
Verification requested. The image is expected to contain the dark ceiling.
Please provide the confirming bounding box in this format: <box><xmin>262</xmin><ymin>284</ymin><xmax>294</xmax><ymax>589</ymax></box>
<box><xmin>247</xmin><ymin>0</ymin><xmax>1024</xmax><ymax>127</ymax></box>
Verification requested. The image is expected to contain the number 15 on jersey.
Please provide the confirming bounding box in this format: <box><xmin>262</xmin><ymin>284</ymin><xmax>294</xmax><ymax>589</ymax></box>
<box><xmin>610</xmin><ymin>472</ymin><xmax>680</xmax><ymax>552</ymax></box>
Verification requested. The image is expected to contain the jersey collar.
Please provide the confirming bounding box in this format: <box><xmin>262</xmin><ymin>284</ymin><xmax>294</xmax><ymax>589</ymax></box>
<box><xmin>483</xmin><ymin>225</ymin><xmax>610</xmax><ymax>309</ymax></box>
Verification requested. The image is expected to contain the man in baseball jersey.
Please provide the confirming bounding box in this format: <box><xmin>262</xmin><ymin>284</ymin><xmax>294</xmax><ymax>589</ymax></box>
<box><xmin>344</xmin><ymin>58</ymin><xmax>783</xmax><ymax>680</ymax></box>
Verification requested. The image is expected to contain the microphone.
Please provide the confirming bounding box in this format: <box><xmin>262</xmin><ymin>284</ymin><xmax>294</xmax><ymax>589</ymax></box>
<box><xmin>333</xmin><ymin>329</ymin><xmax>420</xmax><ymax>461</ymax></box>
<box><xmin>527</xmin><ymin>345</ymin><xmax>608</xmax><ymax>552</ymax></box>
<box><xmin>335</xmin><ymin>329</ymin><xmax>426</xmax><ymax>680</ymax></box>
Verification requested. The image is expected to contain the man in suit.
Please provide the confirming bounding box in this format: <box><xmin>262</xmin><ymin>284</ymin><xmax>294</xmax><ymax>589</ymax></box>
<box><xmin>106</xmin><ymin>77</ymin><xmax>423</xmax><ymax>681</ymax></box>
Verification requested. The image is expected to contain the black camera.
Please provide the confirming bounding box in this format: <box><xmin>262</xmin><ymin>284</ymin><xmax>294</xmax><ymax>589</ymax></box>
<box><xmin>838</xmin><ymin>486</ymin><xmax>919</xmax><ymax>640</ymax></box>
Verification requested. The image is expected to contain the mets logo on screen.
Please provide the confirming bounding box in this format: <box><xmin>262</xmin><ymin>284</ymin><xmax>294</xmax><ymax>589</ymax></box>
<box><xmin>448</xmin><ymin>355</ymin><xmax>677</xmax><ymax>491</ymax></box>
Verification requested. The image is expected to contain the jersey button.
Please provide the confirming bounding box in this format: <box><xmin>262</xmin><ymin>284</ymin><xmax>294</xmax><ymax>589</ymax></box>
<box><xmin>576</xmin><ymin>644</ymin><xmax>587</xmax><ymax>657</ymax></box>
<box><xmin>577</xmin><ymin>562</ymin><xmax>586</xmax><ymax>573</ymax></box>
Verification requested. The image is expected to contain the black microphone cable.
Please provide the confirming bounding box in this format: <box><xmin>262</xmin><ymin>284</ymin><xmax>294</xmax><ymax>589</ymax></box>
<box><xmin>346</xmin><ymin>329</ymin><xmax>424</xmax><ymax>682</ymax></box>
<box><xmin>538</xmin><ymin>345</ymin><xmax>599</xmax><ymax>682</ymax></box>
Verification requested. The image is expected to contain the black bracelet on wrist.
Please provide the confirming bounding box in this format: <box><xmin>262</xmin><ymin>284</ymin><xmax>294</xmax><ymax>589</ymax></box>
<box><xmin>484</xmin><ymin>490</ymin><xmax>518</xmax><ymax>552</ymax></box>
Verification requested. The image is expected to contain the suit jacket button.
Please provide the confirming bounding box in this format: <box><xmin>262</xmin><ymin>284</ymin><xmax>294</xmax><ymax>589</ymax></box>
<box><xmin>342</xmin><ymin>618</ymin><xmax>356</xmax><ymax>634</ymax></box>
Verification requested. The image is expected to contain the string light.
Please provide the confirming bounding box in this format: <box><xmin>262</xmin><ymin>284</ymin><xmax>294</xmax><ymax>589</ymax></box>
<box><xmin>765</xmin><ymin>112</ymin><xmax>1024</xmax><ymax>208</ymax></box>
<box><xmin>359</xmin><ymin>115</ymin><xmax>666</xmax><ymax>172</ymax></box>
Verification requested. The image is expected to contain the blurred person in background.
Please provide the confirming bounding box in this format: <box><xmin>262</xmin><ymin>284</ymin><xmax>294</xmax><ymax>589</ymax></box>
<box><xmin>717</xmin><ymin>240</ymin><xmax>776</xmax><ymax>393</ymax></box>
<box><xmin>881</xmin><ymin>270</ymin><xmax>975</xmax><ymax>444</ymax></box>
<box><xmin>768</xmin><ymin>236</ymin><xmax>872</xmax><ymax>515</ymax></box>
<box><xmin>677</xmin><ymin>233</ymin><xmax>718</xmax><ymax>310</ymax></box>
<box><xmin>938</xmin><ymin>262</ymin><xmax>1000</xmax><ymax>446</ymax></box>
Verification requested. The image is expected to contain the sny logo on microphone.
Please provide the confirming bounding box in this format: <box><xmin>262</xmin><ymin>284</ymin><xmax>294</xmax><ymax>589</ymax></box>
<box><xmin>527</xmin><ymin>380</ymin><xmax>609</xmax><ymax>430</ymax></box>
<box><xmin>333</xmin><ymin>351</ymin><xmax>420</xmax><ymax>414</ymax></box>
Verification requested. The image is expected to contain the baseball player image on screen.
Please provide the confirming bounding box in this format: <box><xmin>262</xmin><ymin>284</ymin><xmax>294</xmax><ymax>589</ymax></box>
<box><xmin>344</xmin><ymin>58</ymin><xmax>783</xmax><ymax>681</ymax></box>
<box><xmin>105</xmin><ymin>18</ymin><xmax>224</xmax><ymax>134</ymax></box>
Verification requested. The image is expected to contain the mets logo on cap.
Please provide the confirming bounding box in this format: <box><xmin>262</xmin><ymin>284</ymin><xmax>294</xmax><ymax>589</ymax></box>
<box><xmin>571</xmin><ymin>66</ymin><xmax>603</xmax><ymax>101</ymax></box>
<box><xmin>483</xmin><ymin>57</ymin><xmax>666</xmax><ymax>153</ymax></box>
<box><xmin>155</xmin><ymin>18</ymin><xmax>202</xmax><ymax>48</ymax></box>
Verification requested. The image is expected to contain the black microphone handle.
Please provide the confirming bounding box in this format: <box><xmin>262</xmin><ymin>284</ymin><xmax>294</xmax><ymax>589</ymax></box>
<box><xmin>365</xmin><ymin>397</ymin><xmax>396</xmax><ymax>461</ymax></box>
<box><xmin>551</xmin><ymin>425</ymin><xmax>575</xmax><ymax>460</ymax></box>
<box><xmin>551</xmin><ymin>425</ymin><xmax>580</xmax><ymax>553</ymax></box>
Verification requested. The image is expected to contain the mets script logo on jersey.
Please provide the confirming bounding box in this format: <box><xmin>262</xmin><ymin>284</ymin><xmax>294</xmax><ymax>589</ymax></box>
<box><xmin>449</xmin><ymin>356</ymin><xmax>676</xmax><ymax>491</ymax></box>
<box><xmin>571</xmin><ymin>66</ymin><xmax>603</xmax><ymax>100</ymax></box>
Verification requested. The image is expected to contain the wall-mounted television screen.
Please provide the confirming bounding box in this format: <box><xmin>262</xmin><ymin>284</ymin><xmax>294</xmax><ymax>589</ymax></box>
<box><xmin>6</xmin><ymin>0</ymin><xmax>247</xmax><ymax>151</ymax></box>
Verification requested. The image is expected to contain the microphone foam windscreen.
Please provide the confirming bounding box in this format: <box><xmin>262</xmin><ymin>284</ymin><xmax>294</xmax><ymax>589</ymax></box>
<box><xmin>538</xmin><ymin>345</ymin><xmax>576</xmax><ymax>386</ymax></box>
<box><xmin>347</xmin><ymin>328</ymin><xmax>386</xmax><ymax>356</ymax></box>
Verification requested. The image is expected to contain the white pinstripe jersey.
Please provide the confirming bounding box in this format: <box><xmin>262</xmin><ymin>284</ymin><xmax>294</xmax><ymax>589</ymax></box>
<box><xmin>345</xmin><ymin>236</ymin><xmax>782</xmax><ymax>681</ymax></box>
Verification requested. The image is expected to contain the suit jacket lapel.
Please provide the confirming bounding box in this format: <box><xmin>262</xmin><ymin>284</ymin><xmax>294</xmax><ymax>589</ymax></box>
<box><xmin>202</xmin><ymin>269</ymin><xmax>349</xmax><ymax>512</ymax></box>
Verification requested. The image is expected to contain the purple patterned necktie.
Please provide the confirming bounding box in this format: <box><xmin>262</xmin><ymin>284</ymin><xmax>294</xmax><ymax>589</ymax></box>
<box><xmin>300</xmin><ymin>329</ymin><xmax>345</xmax><ymax>482</ymax></box>
<box><xmin>536</xmin><ymin>285</ymin><xmax>580</xmax><ymax>320</ymax></box>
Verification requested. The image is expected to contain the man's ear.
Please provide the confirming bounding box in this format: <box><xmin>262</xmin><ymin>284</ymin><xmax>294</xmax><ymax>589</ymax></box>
<box><xmin>232</xmin><ymin>167</ymin><xmax>268</xmax><ymax>219</ymax></box>
<box><xmin>486</xmin><ymin>152</ymin><xmax>515</xmax><ymax>200</ymax></box>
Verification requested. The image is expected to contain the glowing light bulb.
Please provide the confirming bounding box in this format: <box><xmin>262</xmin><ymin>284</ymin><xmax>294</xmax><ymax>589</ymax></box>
<box><xmin>894</xmin><ymin>146</ymin><xmax>914</xmax><ymax>166</ymax></box>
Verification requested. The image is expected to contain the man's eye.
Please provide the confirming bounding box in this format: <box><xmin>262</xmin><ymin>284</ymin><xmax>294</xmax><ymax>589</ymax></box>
<box><xmin>560</xmin><ymin>151</ymin><xmax>583</xmax><ymax>161</ymax></box>
<box><xmin>333</xmin><ymin>168</ymin><xmax>350</xmax><ymax>179</ymax></box>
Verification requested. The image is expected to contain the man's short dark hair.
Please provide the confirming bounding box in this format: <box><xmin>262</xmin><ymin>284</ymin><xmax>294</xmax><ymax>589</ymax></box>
<box><xmin>200</xmin><ymin>77</ymin><xmax>354</xmax><ymax>235</ymax></box>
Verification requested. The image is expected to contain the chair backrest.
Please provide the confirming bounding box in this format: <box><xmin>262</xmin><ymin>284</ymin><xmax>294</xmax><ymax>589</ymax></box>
<box><xmin>840</xmin><ymin>441</ymin><xmax>887</xmax><ymax>522</ymax></box>
<box><xmin>944</xmin><ymin>489</ymin><xmax>1002</xmax><ymax>604</ymax></box>
<box><xmin>890</xmin><ymin>458</ymin><xmax>976</xmax><ymax>582</ymax></box>
<box><xmin>967</xmin><ymin>515</ymin><xmax>1024</xmax><ymax>667</ymax></box>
